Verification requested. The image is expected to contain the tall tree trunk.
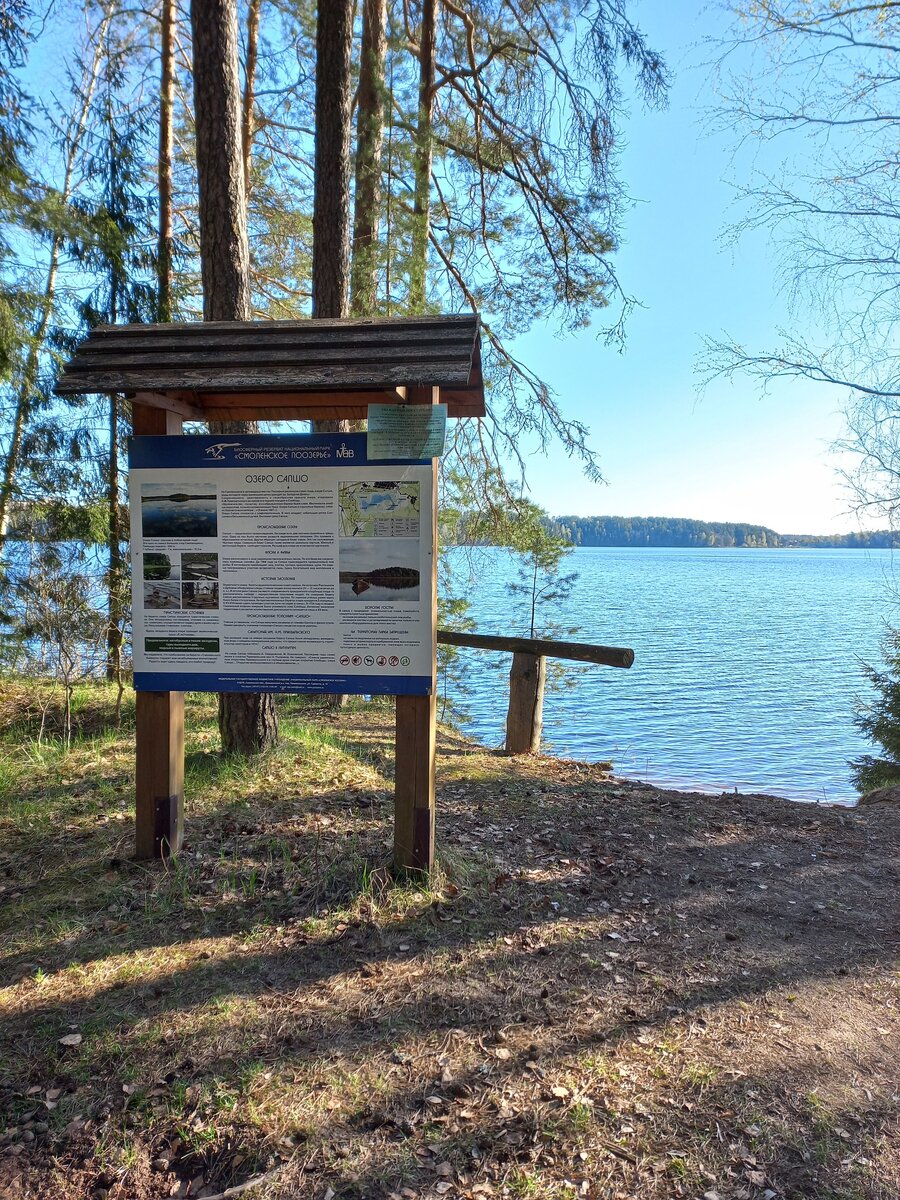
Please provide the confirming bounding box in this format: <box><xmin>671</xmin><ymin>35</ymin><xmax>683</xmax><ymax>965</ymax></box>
<box><xmin>311</xmin><ymin>0</ymin><xmax>352</xmax><ymax>439</ymax></box>
<box><xmin>158</xmin><ymin>0</ymin><xmax>176</xmax><ymax>321</ymax></box>
<box><xmin>312</xmin><ymin>0</ymin><xmax>353</xmax><ymax>327</ymax></box>
<box><xmin>350</xmin><ymin>0</ymin><xmax>387</xmax><ymax>317</ymax></box>
<box><xmin>191</xmin><ymin>0</ymin><xmax>277</xmax><ymax>754</ymax></box>
<box><xmin>192</xmin><ymin>0</ymin><xmax>252</xmax><ymax>322</ymax></box>
<box><xmin>0</xmin><ymin>12</ymin><xmax>112</xmax><ymax>546</ymax></box>
<box><xmin>0</xmin><ymin>370</ymin><xmax>28</xmax><ymax>543</ymax></box>
<box><xmin>312</xmin><ymin>0</ymin><xmax>354</xmax><ymax>707</ymax></box>
<box><xmin>242</xmin><ymin>0</ymin><xmax>262</xmax><ymax>201</ymax></box>
<box><xmin>409</xmin><ymin>0</ymin><xmax>436</xmax><ymax>313</ymax></box>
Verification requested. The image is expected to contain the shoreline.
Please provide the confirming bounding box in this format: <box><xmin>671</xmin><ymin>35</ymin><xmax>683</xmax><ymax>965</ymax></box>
<box><xmin>609</xmin><ymin>769</ymin><xmax>859</xmax><ymax>808</ymax></box>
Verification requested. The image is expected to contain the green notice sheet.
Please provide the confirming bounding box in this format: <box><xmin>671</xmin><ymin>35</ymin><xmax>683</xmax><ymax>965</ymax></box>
<box><xmin>367</xmin><ymin>403</ymin><xmax>447</xmax><ymax>460</ymax></box>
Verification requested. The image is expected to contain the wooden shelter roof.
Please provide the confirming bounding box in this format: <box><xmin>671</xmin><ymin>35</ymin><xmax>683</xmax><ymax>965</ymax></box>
<box><xmin>54</xmin><ymin>314</ymin><xmax>484</xmax><ymax>421</ymax></box>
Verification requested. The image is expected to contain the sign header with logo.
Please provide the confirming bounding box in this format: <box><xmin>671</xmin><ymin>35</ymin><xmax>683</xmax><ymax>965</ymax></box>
<box><xmin>129</xmin><ymin>431</ymin><xmax>428</xmax><ymax>471</ymax></box>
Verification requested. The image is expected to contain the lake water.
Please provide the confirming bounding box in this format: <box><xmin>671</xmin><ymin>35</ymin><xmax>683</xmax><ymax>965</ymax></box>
<box><xmin>444</xmin><ymin>546</ymin><xmax>900</xmax><ymax>804</ymax></box>
<box><xmin>140</xmin><ymin>497</ymin><xmax>218</xmax><ymax>539</ymax></box>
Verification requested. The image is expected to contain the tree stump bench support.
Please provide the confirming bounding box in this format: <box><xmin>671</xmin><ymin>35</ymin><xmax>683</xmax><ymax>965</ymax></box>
<box><xmin>507</xmin><ymin>651</ymin><xmax>547</xmax><ymax>754</ymax></box>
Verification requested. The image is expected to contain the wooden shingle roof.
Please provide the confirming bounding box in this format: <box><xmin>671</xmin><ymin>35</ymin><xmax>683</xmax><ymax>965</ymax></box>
<box><xmin>55</xmin><ymin>314</ymin><xmax>484</xmax><ymax>421</ymax></box>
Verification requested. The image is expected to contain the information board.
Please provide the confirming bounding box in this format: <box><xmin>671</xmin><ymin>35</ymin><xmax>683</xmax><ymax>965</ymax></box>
<box><xmin>128</xmin><ymin>433</ymin><xmax>434</xmax><ymax>695</ymax></box>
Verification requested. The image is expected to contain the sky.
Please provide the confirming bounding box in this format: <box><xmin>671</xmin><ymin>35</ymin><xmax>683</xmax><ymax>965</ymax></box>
<box><xmin>512</xmin><ymin>1</ymin><xmax>860</xmax><ymax>535</ymax></box>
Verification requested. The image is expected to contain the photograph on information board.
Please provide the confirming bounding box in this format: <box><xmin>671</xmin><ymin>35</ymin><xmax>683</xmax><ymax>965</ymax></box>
<box><xmin>338</xmin><ymin>538</ymin><xmax>421</xmax><ymax>602</ymax></box>
<box><xmin>140</xmin><ymin>483</ymin><xmax>218</xmax><ymax>538</ymax></box>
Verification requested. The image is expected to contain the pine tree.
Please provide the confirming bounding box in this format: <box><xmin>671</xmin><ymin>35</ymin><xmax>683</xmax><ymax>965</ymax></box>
<box><xmin>191</xmin><ymin>0</ymin><xmax>278</xmax><ymax>754</ymax></box>
<box><xmin>0</xmin><ymin>0</ymin><xmax>39</xmax><ymax>385</ymax></box>
<box><xmin>0</xmin><ymin>4</ymin><xmax>115</xmax><ymax>546</ymax></box>
<box><xmin>73</xmin><ymin>36</ymin><xmax>159</xmax><ymax>685</ymax></box>
<box><xmin>851</xmin><ymin>630</ymin><xmax>900</xmax><ymax>793</ymax></box>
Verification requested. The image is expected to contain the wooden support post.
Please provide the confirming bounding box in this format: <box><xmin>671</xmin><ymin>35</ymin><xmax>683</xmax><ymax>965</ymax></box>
<box><xmin>132</xmin><ymin>401</ymin><xmax>185</xmax><ymax>859</ymax></box>
<box><xmin>395</xmin><ymin>691</ymin><xmax>437</xmax><ymax>872</ymax></box>
<box><xmin>135</xmin><ymin>690</ymin><xmax>185</xmax><ymax>858</ymax></box>
<box><xmin>505</xmin><ymin>652</ymin><xmax>546</xmax><ymax>755</ymax></box>
<box><xmin>394</xmin><ymin>385</ymin><xmax>439</xmax><ymax>874</ymax></box>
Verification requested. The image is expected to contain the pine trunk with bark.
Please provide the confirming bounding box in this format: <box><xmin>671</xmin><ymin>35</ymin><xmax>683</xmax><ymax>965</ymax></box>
<box><xmin>191</xmin><ymin>0</ymin><xmax>277</xmax><ymax>754</ymax></box>
<box><xmin>311</xmin><ymin>0</ymin><xmax>352</xmax><ymax>439</ymax></box>
<box><xmin>158</xmin><ymin>0</ymin><xmax>176</xmax><ymax>321</ymax></box>
<box><xmin>312</xmin><ymin>0</ymin><xmax>353</xmax><ymax>327</ymax></box>
<box><xmin>192</xmin><ymin>0</ymin><xmax>252</xmax><ymax>322</ymax></box>
<box><xmin>350</xmin><ymin>0</ymin><xmax>387</xmax><ymax>317</ymax></box>
<box><xmin>312</xmin><ymin>0</ymin><xmax>355</xmax><ymax>706</ymax></box>
<box><xmin>311</xmin><ymin>6</ymin><xmax>353</xmax><ymax>435</ymax></box>
<box><xmin>409</xmin><ymin>0</ymin><xmax>436</xmax><ymax>313</ymax></box>
<box><xmin>241</xmin><ymin>0</ymin><xmax>261</xmax><ymax>201</ymax></box>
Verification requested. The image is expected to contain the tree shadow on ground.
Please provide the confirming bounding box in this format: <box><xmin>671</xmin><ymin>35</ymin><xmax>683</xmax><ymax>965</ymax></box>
<box><xmin>0</xmin><ymin>725</ymin><xmax>898</xmax><ymax>1199</ymax></box>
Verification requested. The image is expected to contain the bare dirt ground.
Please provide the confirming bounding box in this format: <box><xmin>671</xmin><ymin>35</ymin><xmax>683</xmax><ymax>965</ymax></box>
<box><xmin>0</xmin><ymin>695</ymin><xmax>898</xmax><ymax>1199</ymax></box>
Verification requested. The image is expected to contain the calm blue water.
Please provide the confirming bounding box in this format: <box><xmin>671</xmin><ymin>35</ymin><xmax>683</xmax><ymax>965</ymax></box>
<box><xmin>444</xmin><ymin>546</ymin><xmax>900</xmax><ymax>804</ymax></box>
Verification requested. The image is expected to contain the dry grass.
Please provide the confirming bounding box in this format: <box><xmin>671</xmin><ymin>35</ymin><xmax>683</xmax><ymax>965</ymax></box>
<box><xmin>0</xmin><ymin>683</ymin><xmax>898</xmax><ymax>1200</ymax></box>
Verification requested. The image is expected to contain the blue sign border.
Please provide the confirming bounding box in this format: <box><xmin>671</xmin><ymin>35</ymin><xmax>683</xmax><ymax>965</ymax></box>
<box><xmin>134</xmin><ymin>672</ymin><xmax>431</xmax><ymax>696</ymax></box>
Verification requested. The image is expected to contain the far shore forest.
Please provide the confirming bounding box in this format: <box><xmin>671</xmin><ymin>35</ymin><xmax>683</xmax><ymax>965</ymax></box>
<box><xmin>6</xmin><ymin>503</ymin><xmax>895</xmax><ymax>550</ymax></box>
<box><xmin>529</xmin><ymin>515</ymin><xmax>894</xmax><ymax>550</ymax></box>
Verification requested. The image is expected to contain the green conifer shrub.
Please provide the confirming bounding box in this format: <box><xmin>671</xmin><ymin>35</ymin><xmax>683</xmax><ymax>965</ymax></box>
<box><xmin>852</xmin><ymin>629</ymin><xmax>900</xmax><ymax>792</ymax></box>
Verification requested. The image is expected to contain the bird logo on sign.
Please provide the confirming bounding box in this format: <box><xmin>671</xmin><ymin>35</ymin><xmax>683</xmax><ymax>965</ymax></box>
<box><xmin>205</xmin><ymin>442</ymin><xmax>241</xmax><ymax>459</ymax></box>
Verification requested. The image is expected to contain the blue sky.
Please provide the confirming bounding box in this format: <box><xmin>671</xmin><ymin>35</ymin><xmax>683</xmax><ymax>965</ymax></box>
<box><xmin>512</xmin><ymin>1</ymin><xmax>859</xmax><ymax>535</ymax></box>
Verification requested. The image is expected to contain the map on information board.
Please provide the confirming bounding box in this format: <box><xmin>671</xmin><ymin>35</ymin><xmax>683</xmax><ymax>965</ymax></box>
<box><xmin>338</xmin><ymin>480</ymin><xmax>420</xmax><ymax>537</ymax></box>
